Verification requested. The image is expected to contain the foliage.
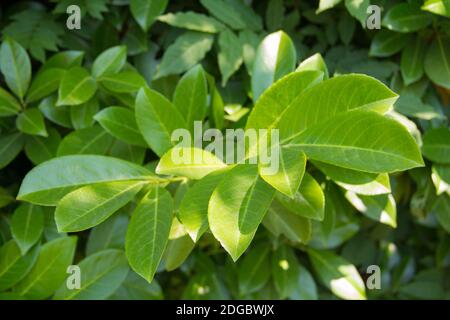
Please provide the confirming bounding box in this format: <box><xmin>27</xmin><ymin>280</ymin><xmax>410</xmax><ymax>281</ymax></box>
<box><xmin>0</xmin><ymin>0</ymin><xmax>449</xmax><ymax>300</ymax></box>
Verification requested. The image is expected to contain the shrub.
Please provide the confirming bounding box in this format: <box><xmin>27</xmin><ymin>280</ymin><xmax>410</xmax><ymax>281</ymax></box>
<box><xmin>0</xmin><ymin>0</ymin><xmax>449</xmax><ymax>300</ymax></box>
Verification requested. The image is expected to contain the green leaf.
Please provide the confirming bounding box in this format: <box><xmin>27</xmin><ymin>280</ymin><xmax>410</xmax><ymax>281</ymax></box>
<box><xmin>369</xmin><ymin>30</ymin><xmax>411</xmax><ymax>58</ymax></box>
<box><xmin>135</xmin><ymin>87</ymin><xmax>187</xmax><ymax>156</ymax></box>
<box><xmin>109</xmin><ymin>140</ymin><xmax>146</xmax><ymax>164</ymax></box>
<box><xmin>218</xmin><ymin>29</ymin><xmax>243</xmax><ymax>86</ymax></box>
<box><xmin>130</xmin><ymin>0</ymin><xmax>168</xmax><ymax>32</ymax></box>
<box><xmin>0</xmin><ymin>133</ymin><xmax>25</xmax><ymax>169</ymax></box>
<box><xmin>433</xmin><ymin>195</ymin><xmax>450</xmax><ymax>233</ymax></box>
<box><xmin>0</xmin><ymin>86</ymin><xmax>21</xmax><ymax>117</ymax></box>
<box><xmin>401</xmin><ymin>36</ymin><xmax>427</xmax><ymax>85</ymax></box>
<box><xmin>178</xmin><ymin>169</ymin><xmax>228</xmax><ymax>242</ymax></box>
<box><xmin>308</xmin><ymin>249</ymin><xmax>366</xmax><ymax>300</ymax></box>
<box><xmin>226</xmin><ymin>0</ymin><xmax>262</xmax><ymax>31</ymax></box>
<box><xmin>200</xmin><ymin>0</ymin><xmax>246</xmax><ymax>30</ymax></box>
<box><xmin>156</xmin><ymin>147</ymin><xmax>227</xmax><ymax>180</ymax></box>
<box><xmin>55</xmin><ymin>181</ymin><xmax>144</xmax><ymax>232</ymax></box>
<box><xmin>290</xmin><ymin>263</ymin><xmax>318</xmax><ymax>300</ymax></box>
<box><xmin>57</xmin><ymin>125</ymin><xmax>113</xmax><ymax>156</ymax></box>
<box><xmin>86</xmin><ymin>213</ymin><xmax>129</xmax><ymax>255</ymax></box>
<box><xmin>14</xmin><ymin>236</ymin><xmax>77</xmax><ymax>299</ymax></box>
<box><xmin>173</xmin><ymin>65</ymin><xmax>208</xmax><ymax>130</ymax></box>
<box><xmin>208</xmin><ymin>165</ymin><xmax>275</xmax><ymax>261</ymax></box>
<box><xmin>383</xmin><ymin>3</ymin><xmax>432</xmax><ymax>33</ymax></box>
<box><xmin>239</xmin><ymin>30</ymin><xmax>261</xmax><ymax>76</ymax></box>
<box><xmin>110</xmin><ymin>271</ymin><xmax>163</xmax><ymax>300</ymax></box>
<box><xmin>338</xmin><ymin>11</ymin><xmax>356</xmax><ymax>45</ymax></box>
<box><xmin>276</xmin><ymin>172</ymin><xmax>325</xmax><ymax>221</ymax></box>
<box><xmin>252</xmin><ymin>31</ymin><xmax>296</xmax><ymax>101</ymax></box>
<box><xmin>345</xmin><ymin>0</ymin><xmax>370</xmax><ymax>26</ymax></box>
<box><xmin>94</xmin><ymin>107</ymin><xmax>147</xmax><ymax>147</ymax></box>
<box><xmin>53</xmin><ymin>0</ymin><xmax>109</xmax><ymax>19</ymax></box>
<box><xmin>70</xmin><ymin>97</ymin><xmax>99</xmax><ymax>129</ymax></box>
<box><xmin>11</xmin><ymin>204</ymin><xmax>44</xmax><ymax>254</ymax></box>
<box><xmin>424</xmin><ymin>36</ymin><xmax>450</xmax><ymax>89</ymax></box>
<box><xmin>2</xmin><ymin>9</ymin><xmax>63</xmax><ymax>62</ymax></box>
<box><xmin>92</xmin><ymin>46</ymin><xmax>127</xmax><ymax>78</ymax></box>
<box><xmin>296</xmin><ymin>53</ymin><xmax>329</xmax><ymax>79</ymax></box>
<box><xmin>422</xmin><ymin>0</ymin><xmax>450</xmax><ymax>18</ymax></box>
<box><xmin>0</xmin><ymin>187</ymin><xmax>14</xmax><ymax>208</ymax></box>
<box><xmin>313</xmin><ymin>161</ymin><xmax>391</xmax><ymax>195</ymax></box>
<box><xmin>259</xmin><ymin>147</ymin><xmax>306</xmax><ymax>198</ymax></box>
<box><xmin>57</xmin><ymin>67</ymin><xmax>97</xmax><ymax>106</ymax></box>
<box><xmin>393</xmin><ymin>92</ymin><xmax>443</xmax><ymax>121</ymax></box>
<box><xmin>317</xmin><ymin>0</ymin><xmax>343</xmax><ymax>13</ymax></box>
<box><xmin>346</xmin><ymin>192</ymin><xmax>397</xmax><ymax>228</ymax></box>
<box><xmin>16</xmin><ymin>108</ymin><xmax>47</xmax><ymax>137</ymax></box>
<box><xmin>238</xmin><ymin>244</ymin><xmax>271</xmax><ymax>295</ymax></box>
<box><xmin>162</xmin><ymin>219</ymin><xmax>195</xmax><ymax>271</ymax></box>
<box><xmin>158</xmin><ymin>12</ymin><xmax>225</xmax><ymax>33</ymax></box>
<box><xmin>17</xmin><ymin>155</ymin><xmax>155</xmax><ymax>205</ymax></box>
<box><xmin>287</xmin><ymin>110</ymin><xmax>424</xmax><ymax>173</ymax></box>
<box><xmin>276</xmin><ymin>74</ymin><xmax>398</xmax><ymax>144</ymax></box>
<box><xmin>26</xmin><ymin>68</ymin><xmax>65</xmax><ymax>103</ymax></box>
<box><xmin>0</xmin><ymin>241</ymin><xmax>39</xmax><ymax>291</ymax></box>
<box><xmin>246</xmin><ymin>71</ymin><xmax>323</xmax><ymax>130</ymax></box>
<box><xmin>272</xmin><ymin>245</ymin><xmax>299</xmax><ymax>299</ymax></box>
<box><xmin>263</xmin><ymin>199</ymin><xmax>311</xmax><ymax>243</ymax></box>
<box><xmin>126</xmin><ymin>187</ymin><xmax>174</xmax><ymax>283</ymax></box>
<box><xmin>40</xmin><ymin>51</ymin><xmax>84</xmax><ymax>72</ymax></box>
<box><xmin>422</xmin><ymin>127</ymin><xmax>450</xmax><ymax>164</ymax></box>
<box><xmin>154</xmin><ymin>32</ymin><xmax>214</xmax><ymax>79</ymax></box>
<box><xmin>38</xmin><ymin>96</ymin><xmax>72</xmax><ymax>128</ymax></box>
<box><xmin>266</xmin><ymin>0</ymin><xmax>285</xmax><ymax>32</ymax></box>
<box><xmin>432</xmin><ymin>165</ymin><xmax>450</xmax><ymax>196</ymax></box>
<box><xmin>54</xmin><ymin>249</ymin><xmax>129</xmax><ymax>300</ymax></box>
<box><xmin>98</xmin><ymin>71</ymin><xmax>147</xmax><ymax>93</ymax></box>
<box><xmin>0</xmin><ymin>37</ymin><xmax>31</xmax><ymax>100</ymax></box>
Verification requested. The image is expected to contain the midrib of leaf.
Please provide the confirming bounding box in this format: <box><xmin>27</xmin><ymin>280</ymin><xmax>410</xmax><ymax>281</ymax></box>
<box><xmin>238</xmin><ymin>175</ymin><xmax>258</xmax><ymax>229</ymax></box>
<box><xmin>279</xmin><ymin>149</ymin><xmax>293</xmax><ymax>194</ymax></box>
<box><xmin>296</xmin><ymin>192</ymin><xmax>318</xmax><ymax>215</ymax></box>
<box><xmin>242</xmin><ymin>249</ymin><xmax>268</xmax><ymax>293</ymax></box>
<box><xmin>102</xmin><ymin>118</ymin><xmax>141</xmax><ymax>136</ymax></box>
<box><xmin>285</xmin><ymin>144</ymin><xmax>420</xmax><ymax>167</ymax></box>
<box><xmin>79</xmin><ymin>130</ymin><xmax>108</xmax><ymax>153</ymax></box>
<box><xmin>28</xmin><ymin>77</ymin><xmax>59</xmax><ymax>101</ymax></box>
<box><xmin>64</xmin><ymin>76</ymin><xmax>90</xmax><ymax>102</ymax></box>
<box><xmin>268</xmin><ymin>207</ymin><xmax>300</xmax><ymax>240</ymax></box>
<box><xmin>18</xmin><ymin>250</ymin><xmax>61</xmax><ymax>295</ymax></box>
<box><xmin>149</xmin><ymin>188</ymin><xmax>159</xmax><ymax>277</ymax></box>
<box><xmin>163</xmin><ymin>163</ymin><xmax>225</xmax><ymax>171</ymax></box>
<box><xmin>62</xmin><ymin>182</ymin><xmax>144</xmax><ymax>230</ymax></box>
<box><xmin>10</xmin><ymin>45</ymin><xmax>25</xmax><ymax>99</ymax></box>
<box><xmin>437</xmin><ymin>36</ymin><xmax>450</xmax><ymax>78</ymax></box>
<box><xmin>30</xmin><ymin>136</ymin><xmax>53</xmax><ymax>158</ymax></box>
<box><xmin>378</xmin><ymin>33</ymin><xmax>404</xmax><ymax>51</ymax></box>
<box><xmin>0</xmin><ymin>248</ymin><xmax>21</xmax><ymax>278</ymax></box>
<box><xmin>0</xmin><ymin>134</ymin><xmax>21</xmax><ymax>154</ymax></box>
<box><xmin>24</xmin><ymin>176</ymin><xmax>158</xmax><ymax>199</ymax></box>
<box><xmin>310</xmin><ymin>252</ymin><xmax>364</xmax><ymax>298</ymax></box>
<box><xmin>22</xmin><ymin>112</ymin><xmax>43</xmax><ymax>133</ymax></box>
<box><xmin>0</xmin><ymin>105</ymin><xmax>19</xmax><ymax>113</ymax></box>
<box><xmin>101</xmin><ymin>76</ymin><xmax>137</xmax><ymax>88</ymax></box>
<box><xmin>97</xmin><ymin>51</ymin><xmax>123</xmax><ymax>78</ymax></box>
<box><xmin>143</xmin><ymin>0</ymin><xmax>152</xmax><ymax>25</ymax></box>
<box><xmin>21</xmin><ymin>205</ymin><xmax>33</xmax><ymax>248</ymax></box>
<box><xmin>391</xmin><ymin>14</ymin><xmax>429</xmax><ymax>23</ymax></box>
